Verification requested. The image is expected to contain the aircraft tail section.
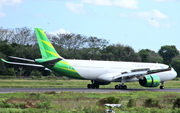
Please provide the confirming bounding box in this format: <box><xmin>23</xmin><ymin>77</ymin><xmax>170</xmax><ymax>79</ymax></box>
<box><xmin>34</xmin><ymin>28</ymin><xmax>62</xmax><ymax>59</ymax></box>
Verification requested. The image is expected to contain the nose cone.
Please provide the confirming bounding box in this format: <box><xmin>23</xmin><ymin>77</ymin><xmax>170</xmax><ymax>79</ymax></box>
<box><xmin>171</xmin><ymin>68</ymin><xmax>177</xmax><ymax>79</ymax></box>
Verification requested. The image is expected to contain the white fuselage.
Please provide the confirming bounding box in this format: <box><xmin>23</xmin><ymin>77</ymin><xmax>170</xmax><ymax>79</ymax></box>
<box><xmin>66</xmin><ymin>59</ymin><xmax>177</xmax><ymax>82</ymax></box>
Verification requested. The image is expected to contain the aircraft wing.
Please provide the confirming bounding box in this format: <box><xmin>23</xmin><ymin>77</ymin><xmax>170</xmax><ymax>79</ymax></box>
<box><xmin>1</xmin><ymin>59</ymin><xmax>44</xmax><ymax>67</ymax></box>
<box><xmin>117</xmin><ymin>67</ymin><xmax>171</xmax><ymax>79</ymax></box>
<box><xmin>97</xmin><ymin>67</ymin><xmax>171</xmax><ymax>82</ymax></box>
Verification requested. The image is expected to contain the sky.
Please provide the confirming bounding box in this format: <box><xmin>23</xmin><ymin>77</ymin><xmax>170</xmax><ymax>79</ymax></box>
<box><xmin>0</xmin><ymin>0</ymin><xmax>180</xmax><ymax>52</ymax></box>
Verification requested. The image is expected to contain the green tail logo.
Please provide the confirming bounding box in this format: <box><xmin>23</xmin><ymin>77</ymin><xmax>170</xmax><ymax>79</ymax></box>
<box><xmin>34</xmin><ymin>28</ymin><xmax>61</xmax><ymax>59</ymax></box>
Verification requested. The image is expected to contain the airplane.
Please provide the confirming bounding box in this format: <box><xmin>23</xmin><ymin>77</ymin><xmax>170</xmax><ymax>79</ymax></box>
<box><xmin>1</xmin><ymin>28</ymin><xmax>177</xmax><ymax>89</ymax></box>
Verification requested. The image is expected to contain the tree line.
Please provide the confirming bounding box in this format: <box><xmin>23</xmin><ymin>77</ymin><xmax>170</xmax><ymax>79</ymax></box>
<box><xmin>0</xmin><ymin>27</ymin><xmax>179</xmax><ymax>78</ymax></box>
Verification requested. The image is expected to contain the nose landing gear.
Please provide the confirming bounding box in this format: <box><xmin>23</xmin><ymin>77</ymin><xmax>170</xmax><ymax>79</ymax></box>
<box><xmin>160</xmin><ymin>81</ymin><xmax>165</xmax><ymax>89</ymax></box>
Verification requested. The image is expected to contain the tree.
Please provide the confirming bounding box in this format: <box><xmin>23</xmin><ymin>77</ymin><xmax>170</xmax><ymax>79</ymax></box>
<box><xmin>50</xmin><ymin>33</ymin><xmax>87</xmax><ymax>58</ymax></box>
<box><xmin>101</xmin><ymin>44</ymin><xmax>141</xmax><ymax>62</ymax></box>
<box><xmin>11</xmin><ymin>27</ymin><xmax>35</xmax><ymax>45</ymax></box>
<box><xmin>5</xmin><ymin>68</ymin><xmax>15</xmax><ymax>76</ymax></box>
<box><xmin>0</xmin><ymin>43</ymin><xmax>14</xmax><ymax>56</ymax></box>
<box><xmin>138</xmin><ymin>49</ymin><xmax>163</xmax><ymax>63</ymax></box>
<box><xmin>138</xmin><ymin>49</ymin><xmax>151</xmax><ymax>62</ymax></box>
<box><xmin>158</xmin><ymin>45</ymin><xmax>179</xmax><ymax>64</ymax></box>
<box><xmin>50</xmin><ymin>33</ymin><xmax>109</xmax><ymax>60</ymax></box>
<box><xmin>0</xmin><ymin>27</ymin><xmax>13</xmax><ymax>42</ymax></box>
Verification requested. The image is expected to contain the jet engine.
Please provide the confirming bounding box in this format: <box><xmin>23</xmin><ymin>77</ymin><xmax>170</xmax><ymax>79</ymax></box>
<box><xmin>139</xmin><ymin>75</ymin><xmax>160</xmax><ymax>87</ymax></box>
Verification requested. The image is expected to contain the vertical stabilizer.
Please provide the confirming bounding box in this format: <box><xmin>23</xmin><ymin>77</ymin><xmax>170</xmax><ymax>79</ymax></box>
<box><xmin>34</xmin><ymin>28</ymin><xmax>61</xmax><ymax>59</ymax></box>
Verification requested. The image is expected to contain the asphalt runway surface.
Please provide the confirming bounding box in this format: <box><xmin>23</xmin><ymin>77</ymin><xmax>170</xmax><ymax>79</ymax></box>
<box><xmin>0</xmin><ymin>88</ymin><xmax>180</xmax><ymax>93</ymax></box>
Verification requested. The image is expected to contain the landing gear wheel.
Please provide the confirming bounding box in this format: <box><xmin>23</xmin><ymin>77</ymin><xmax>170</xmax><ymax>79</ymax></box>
<box><xmin>123</xmin><ymin>85</ymin><xmax>127</xmax><ymax>89</ymax></box>
<box><xmin>115</xmin><ymin>85</ymin><xmax>119</xmax><ymax>89</ymax></box>
<box><xmin>91</xmin><ymin>84</ymin><xmax>96</xmax><ymax>89</ymax></box>
<box><xmin>87</xmin><ymin>84</ymin><xmax>91</xmax><ymax>89</ymax></box>
<box><xmin>119</xmin><ymin>85</ymin><xmax>123</xmax><ymax>89</ymax></box>
<box><xmin>160</xmin><ymin>81</ymin><xmax>165</xmax><ymax>89</ymax></box>
<box><xmin>114</xmin><ymin>85</ymin><xmax>127</xmax><ymax>90</ymax></box>
<box><xmin>87</xmin><ymin>84</ymin><xmax>100</xmax><ymax>89</ymax></box>
<box><xmin>95</xmin><ymin>84</ymin><xmax>99</xmax><ymax>89</ymax></box>
<box><xmin>160</xmin><ymin>86</ymin><xmax>164</xmax><ymax>89</ymax></box>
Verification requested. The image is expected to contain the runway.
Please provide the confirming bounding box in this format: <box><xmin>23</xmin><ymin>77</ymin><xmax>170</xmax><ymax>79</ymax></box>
<box><xmin>0</xmin><ymin>88</ymin><xmax>180</xmax><ymax>93</ymax></box>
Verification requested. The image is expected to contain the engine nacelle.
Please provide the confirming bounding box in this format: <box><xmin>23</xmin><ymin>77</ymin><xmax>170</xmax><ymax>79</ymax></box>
<box><xmin>139</xmin><ymin>75</ymin><xmax>160</xmax><ymax>87</ymax></box>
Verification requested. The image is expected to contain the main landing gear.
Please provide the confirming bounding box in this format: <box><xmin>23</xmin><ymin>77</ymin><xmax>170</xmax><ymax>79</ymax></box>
<box><xmin>87</xmin><ymin>84</ymin><xmax>99</xmax><ymax>89</ymax></box>
<box><xmin>87</xmin><ymin>80</ymin><xmax>99</xmax><ymax>89</ymax></box>
<box><xmin>115</xmin><ymin>85</ymin><xmax>127</xmax><ymax>89</ymax></box>
<box><xmin>160</xmin><ymin>81</ymin><xmax>165</xmax><ymax>89</ymax></box>
<box><xmin>115</xmin><ymin>83</ymin><xmax>127</xmax><ymax>90</ymax></box>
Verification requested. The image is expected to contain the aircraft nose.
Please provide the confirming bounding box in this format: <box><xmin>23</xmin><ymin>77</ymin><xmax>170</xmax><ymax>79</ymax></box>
<box><xmin>172</xmin><ymin>68</ymin><xmax>177</xmax><ymax>78</ymax></box>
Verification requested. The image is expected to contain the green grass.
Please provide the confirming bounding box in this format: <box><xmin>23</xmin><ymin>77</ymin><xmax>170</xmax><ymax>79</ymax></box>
<box><xmin>0</xmin><ymin>79</ymin><xmax>180</xmax><ymax>88</ymax></box>
<box><xmin>0</xmin><ymin>79</ymin><xmax>180</xmax><ymax>112</ymax></box>
<box><xmin>0</xmin><ymin>91</ymin><xmax>180</xmax><ymax>112</ymax></box>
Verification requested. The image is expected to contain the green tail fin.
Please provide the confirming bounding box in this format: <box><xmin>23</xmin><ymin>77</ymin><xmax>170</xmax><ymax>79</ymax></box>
<box><xmin>34</xmin><ymin>28</ymin><xmax>61</xmax><ymax>59</ymax></box>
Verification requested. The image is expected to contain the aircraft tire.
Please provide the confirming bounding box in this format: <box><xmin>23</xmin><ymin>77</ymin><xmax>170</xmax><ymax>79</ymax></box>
<box><xmin>123</xmin><ymin>85</ymin><xmax>127</xmax><ymax>89</ymax></box>
<box><xmin>95</xmin><ymin>84</ymin><xmax>99</xmax><ymax>89</ymax></box>
<box><xmin>87</xmin><ymin>84</ymin><xmax>91</xmax><ymax>89</ymax></box>
<box><xmin>119</xmin><ymin>85</ymin><xmax>123</xmax><ymax>89</ymax></box>
<box><xmin>160</xmin><ymin>86</ymin><xmax>164</xmax><ymax>89</ymax></box>
<box><xmin>91</xmin><ymin>84</ymin><xmax>96</xmax><ymax>89</ymax></box>
<box><xmin>115</xmin><ymin>85</ymin><xmax>119</xmax><ymax>89</ymax></box>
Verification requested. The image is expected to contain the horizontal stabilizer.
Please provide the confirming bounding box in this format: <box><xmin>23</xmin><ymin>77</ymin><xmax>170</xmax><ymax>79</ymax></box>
<box><xmin>1</xmin><ymin>59</ymin><xmax>44</xmax><ymax>67</ymax></box>
<box><xmin>9</xmin><ymin>56</ymin><xmax>35</xmax><ymax>62</ymax></box>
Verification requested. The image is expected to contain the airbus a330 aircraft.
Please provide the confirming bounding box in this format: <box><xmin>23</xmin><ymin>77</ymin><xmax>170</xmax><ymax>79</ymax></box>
<box><xmin>1</xmin><ymin>28</ymin><xmax>177</xmax><ymax>89</ymax></box>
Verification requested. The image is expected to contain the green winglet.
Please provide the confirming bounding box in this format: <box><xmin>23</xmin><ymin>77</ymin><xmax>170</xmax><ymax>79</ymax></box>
<box><xmin>1</xmin><ymin>58</ymin><xmax>8</xmax><ymax>63</ymax></box>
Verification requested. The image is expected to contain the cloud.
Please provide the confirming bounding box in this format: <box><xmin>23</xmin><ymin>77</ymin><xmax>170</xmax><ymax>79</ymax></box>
<box><xmin>154</xmin><ymin>0</ymin><xmax>177</xmax><ymax>2</ymax></box>
<box><xmin>82</xmin><ymin>0</ymin><xmax>112</xmax><ymax>6</ymax></box>
<box><xmin>147</xmin><ymin>20</ymin><xmax>177</xmax><ymax>28</ymax></box>
<box><xmin>0</xmin><ymin>0</ymin><xmax>22</xmax><ymax>6</ymax></box>
<box><xmin>66</xmin><ymin>2</ymin><xmax>86</xmax><ymax>14</ymax></box>
<box><xmin>49</xmin><ymin>28</ymin><xmax>71</xmax><ymax>35</ymax></box>
<box><xmin>147</xmin><ymin>19</ymin><xmax>160</xmax><ymax>28</ymax></box>
<box><xmin>0</xmin><ymin>0</ymin><xmax>22</xmax><ymax>18</ymax></box>
<box><xmin>82</xmin><ymin>0</ymin><xmax>139</xmax><ymax>9</ymax></box>
<box><xmin>131</xmin><ymin>9</ymin><xmax>171</xmax><ymax>28</ymax></box>
<box><xmin>135</xmin><ymin>9</ymin><xmax>168</xmax><ymax>20</ymax></box>
<box><xmin>113</xmin><ymin>0</ymin><xmax>139</xmax><ymax>9</ymax></box>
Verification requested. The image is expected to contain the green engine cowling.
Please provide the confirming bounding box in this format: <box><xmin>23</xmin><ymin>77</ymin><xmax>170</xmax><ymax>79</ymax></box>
<box><xmin>139</xmin><ymin>75</ymin><xmax>160</xmax><ymax>87</ymax></box>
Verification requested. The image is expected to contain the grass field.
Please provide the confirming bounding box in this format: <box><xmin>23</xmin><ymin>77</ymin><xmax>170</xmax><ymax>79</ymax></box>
<box><xmin>0</xmin><ymin>79</ymin><xmax>180</xmax><ymax>89</ymax></box>
<box><xmin>0</xmin><ymin>90</ymin><xmax>180</xmax><ymax>112</ymax></box>
<box><xmin>0</xmin><ymin>79</ymin><xmax>180</xmax><ymax>112</ymax></box>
